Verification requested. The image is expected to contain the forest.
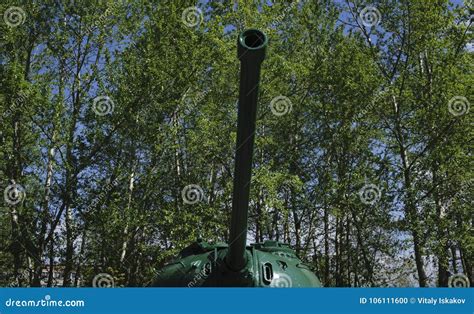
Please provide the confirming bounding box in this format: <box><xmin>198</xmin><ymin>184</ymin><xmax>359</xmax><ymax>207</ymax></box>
<box><xmin>0</xmin><ymin>0</ymin><xmax>472</xmax><ymax>288</ymax></box>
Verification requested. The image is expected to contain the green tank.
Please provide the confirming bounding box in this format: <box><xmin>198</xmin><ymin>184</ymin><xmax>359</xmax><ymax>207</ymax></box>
<box><xmin>153</xmin><ymin>29</ymin><xmax>322</xmax><ymax>287</ymax></box>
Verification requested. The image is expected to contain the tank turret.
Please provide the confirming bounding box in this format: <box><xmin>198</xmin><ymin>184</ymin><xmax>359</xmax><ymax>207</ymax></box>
<box><xmin>153</xmin><ymin>29</ymin><xmax>322</xmax><ymax>287</ymax></box>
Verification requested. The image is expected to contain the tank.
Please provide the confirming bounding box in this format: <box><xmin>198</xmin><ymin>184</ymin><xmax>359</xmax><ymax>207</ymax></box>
<box><xmin>153</xmin><ymin>29</ymin><xmax>322</xmax><ymax>287</ymax></box>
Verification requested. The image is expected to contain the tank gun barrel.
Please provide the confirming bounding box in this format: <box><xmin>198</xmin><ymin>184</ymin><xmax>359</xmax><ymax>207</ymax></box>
<box><xmin>226</xmin><ymin>29</ymin><xmax>268</xmax><ymax>271</ymax></box>
<box><xmin>154</xmin><ymin>29</ymin><xmax>322</xmax><ymax>287</ymax></box>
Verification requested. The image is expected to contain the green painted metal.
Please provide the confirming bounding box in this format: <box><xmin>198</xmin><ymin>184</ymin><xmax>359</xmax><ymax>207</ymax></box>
<box><xmin>153</xmin><ymin>240</ymin><xmax>322</xmax><ymax>287</ymax></box>
<box><xmin>153</xmin><ymin>29</ymin><xmax>322</xmax><ymax>287</ymax></box>
<box><xmin>227</xmin><ymin>28</ymin><xmax>267</xmax><ymax>271</ymax></box>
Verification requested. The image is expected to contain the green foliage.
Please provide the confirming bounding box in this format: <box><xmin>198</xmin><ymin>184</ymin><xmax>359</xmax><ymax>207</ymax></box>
<box><xmin>0</xmin><ymin>0</ymin><xmax>471</xmax><ymax>287</ymax></box>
